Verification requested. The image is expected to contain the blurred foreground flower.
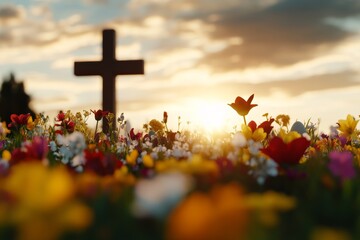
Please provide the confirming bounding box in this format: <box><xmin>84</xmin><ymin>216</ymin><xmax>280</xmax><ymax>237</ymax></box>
<box><xmin>0</xmin><ymin>162</ymin><xmax>93</xmax><ymax>240</ymax></box>
<box><xmin>248</xmin><ymin>155</ymin><xmax>278</xmax><ymax>185</ymax></box>
<box><xmin>133</xmin><ymin>172</ymin><xmax>193</xmax><ymax>219</ymax></box>
<box><xmin>328</xmin><ymin>151</ymin><xmax>355</xmax><ymax>181</ymax></box>
<box><xmin>245</xmin><ymin>191</ymin><xmax>296</xmax><ymax>227</ymax></box>
<box><xmin>166</xmin><ymin>183</ymin><xmax>248</xmax><ymax>240</ymax></box>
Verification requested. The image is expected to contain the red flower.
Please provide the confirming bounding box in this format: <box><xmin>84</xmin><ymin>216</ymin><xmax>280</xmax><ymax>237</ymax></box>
<box><xmin>84</xmin><ymin>149</ymin><xmax>122</xmax><ymax>176</ymax></box>
<box><xmin>10</xmin><ymin>136</ymin><xmax>48</xmax><ymax>165</ymax></box>
<box><xmin>248</xmin><ymin>121</ymin><xmax>257</xmax><ymax>132</ymax></box>
<box><xmin>54</xmin><ymin>111</ymin><xmax>75</xmax><ymax>134</ymax></box>
<box><xmin>258</xmin><ymin>118</ymin><xmax>275</xmax><ymax>136</ymax></box>
<box><xmin>25</xmin><ymin>136</ymin><xmax>48</xmax><ymax>160</ymax></box>
<box><xmin>8</xmin><ymin>113</ymin><xmax>30</xmax><ymax>128</ymax></box>
<box><xmin>56</xmin><ymin>111</ymin><xmax>66</xmax><ymax>121</ymax></box>
<box><xmin>163</xmin><ymin>111</ymin><xmax>168</xmax><ymax>124</ymax></box>
<box><xmin>228</xmin><ymin>94</ymin><xmax>257</xmax><ymax>116</ymax></box>
<box><xmin>261</xmin><ymin>136</ymin><xmax>310</xmax><ymax>165</ymax></box>
<box><xmin>129</xmin><ymin>128</ymin><xmax>142</xmax><ymax>141</ymax></box>
<box><xmin>66</xmin><ymin>120</ymin><xmax>75</xmax><ymax>133</ymax></box>
<box><xmin>91</xmin><ymin>109</ymin><xmax>109</xmax><ymax>121</ymax></box>
<box><xmin>247</xmin><ymin>118</ymin><xmax>274</xmax><ymax>136</ymax></box>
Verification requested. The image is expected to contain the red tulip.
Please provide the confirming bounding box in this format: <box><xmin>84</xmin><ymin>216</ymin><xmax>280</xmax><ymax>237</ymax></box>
<box><xmin>91</xmin><ymin>109</ymin><xmax>109</xmax><ymax>121</ymax></box>
<box><xmin>228</xmin><ymin>94</ymin><xmax>257</xmax><ymax>116</ymax></box>
<box><xmin>163</xmin><ymin>111</ymin><xmax>168</xmax><ymax>124</ymax></box>
<box><xmin>247</xmin><ymin>118</ymin><xmax>274</xmax><ymax>136</ymax></box>
<box><xmin>261</xmin><ymin>136</ymin><xmax>310</xmax><ymax>165</ymax></box>
<box><xmin>8</xmin><ymin>113</ymin><xmax>31</xmax><ymax>128</ymax></box>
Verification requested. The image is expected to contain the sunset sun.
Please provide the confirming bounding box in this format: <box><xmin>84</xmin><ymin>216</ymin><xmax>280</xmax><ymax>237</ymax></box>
<box><xmin>188</xmin><ymin>100</ymin><xmax>237</xmax><ymax>133</ymax></box>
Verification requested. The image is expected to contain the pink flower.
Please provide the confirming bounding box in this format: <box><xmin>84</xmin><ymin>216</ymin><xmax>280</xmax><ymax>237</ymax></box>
<box><xmin>328</xmin><ymin>151</ymin><xmax>355</xmax><ymax>181</ymax></box>
<box><xmin>26</xmin><ymin>136</ymin><xmax>48</xmax><ymax>160</ymax></box>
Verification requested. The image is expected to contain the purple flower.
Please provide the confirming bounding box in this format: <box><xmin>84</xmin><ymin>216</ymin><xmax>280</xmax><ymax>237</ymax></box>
<box><xmin>26</xmin><ymin>136</ymin><xmax>49</xmax><ymax>160</ymax></box>
<box><xmin>328</xmin><ymin>151</ymin><xmax>355</xmax><ymax>181</ymax></box>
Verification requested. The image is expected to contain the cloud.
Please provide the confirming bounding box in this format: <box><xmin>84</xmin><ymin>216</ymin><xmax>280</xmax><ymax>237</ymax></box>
<box><xmin>82</xmin><ymin>0</ymin><xmax>108</xmax><ymax>4</ymax></box>
<box><xmin>0</xmin><ymin>4</ymin><xmax>25</xmax><ymax>22</ymax></box>
<box><xmin>123</xmin><ymin>0</ymin><xmax>360</xmax><ymax>81</ymax></box>
<box><xmin>191</xmin><ymin>0</ymin><xmax>360</xmax><ymax>71</ymax></box>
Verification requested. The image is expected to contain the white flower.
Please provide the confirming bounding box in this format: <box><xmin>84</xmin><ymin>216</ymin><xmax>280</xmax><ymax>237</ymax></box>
<box><xmin>232</xmin><ymin>132</ymin><xmax>247</xmax><ymax>148</ymax></box>
<box><xmin>55</xmin><ymin>131</ymin><xmax>86</xmax><ymax>166</ymax></box>
<box><xmin>116</xmin><ymin>142</ymin><xmax>127</xmax><ymax>154</ymax></box>
<box><xmin>59</xmin><ymin>145</ymin><xmax>72</xmax><ymax>164</ymax></box>
<box><xmin>72</xmin><ymin>154</ymin><xmax>85</xmax><ymax>167</ymax></box>
<box><xmin>248</xmin><ymin>156</ymin><xmax>278</xmax><ymax>185</ymax></box>
<box><xmin>248</xmin><ymin>139</ymin><xmax>263</xmax><ymax>155</ymax></box>
<box><xmin>49</xmin><ymin>141</ymin><xmax>57</xmax><ymax>152</ymax></box>
<box><xmin>132</xmin><ymin>172</ymin><xmax>193</xmax><ymax>218</ymax></box>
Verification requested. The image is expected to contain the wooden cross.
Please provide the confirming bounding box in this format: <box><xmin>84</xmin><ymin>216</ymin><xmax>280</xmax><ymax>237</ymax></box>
<box><xmin>74</xmin><ymin>29</ymin><xmax>144</xmax><ymax>132</ymax></box>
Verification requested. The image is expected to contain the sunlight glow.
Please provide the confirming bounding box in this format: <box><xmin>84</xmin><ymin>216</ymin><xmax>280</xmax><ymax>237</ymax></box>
<box><xmin>186</xmin><ymin>100</ymin><xmax>238</xmax><ymax>134</ymax></box>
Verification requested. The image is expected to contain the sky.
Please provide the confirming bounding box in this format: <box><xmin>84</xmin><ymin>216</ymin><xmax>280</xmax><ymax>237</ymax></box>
<box><xmin>0</xmin><ymin>0</ymin><xmax>360</xmax><ymax>133</ymax></box>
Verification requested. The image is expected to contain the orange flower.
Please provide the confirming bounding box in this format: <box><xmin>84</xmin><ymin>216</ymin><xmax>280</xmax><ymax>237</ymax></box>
<box><xmin>166</xmin><ymin>183</ymin><xmax>248</xmax><ymax>240</ymax></box>
<box><xmin>228</xmin><ymin>94</ymin><xmax>257</xmax><ymax>116</ymax></box>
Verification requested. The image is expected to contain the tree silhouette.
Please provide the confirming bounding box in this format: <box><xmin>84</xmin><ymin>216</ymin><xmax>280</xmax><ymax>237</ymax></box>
<box><xmin>0</xmin><ymin>72</ymin><xmax>36</xmax><ymax>123</ymax></box>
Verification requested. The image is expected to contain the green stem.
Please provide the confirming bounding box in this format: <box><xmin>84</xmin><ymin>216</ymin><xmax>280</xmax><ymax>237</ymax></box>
<box><xmin>94</xmin><ymin>120</ymin><xmax>99</xmax><ymax>141</ymax></box>
<box><xmin>243</xmin><ymin>115</ymin><xmax>247</xmax><ymax>126</ymax></box>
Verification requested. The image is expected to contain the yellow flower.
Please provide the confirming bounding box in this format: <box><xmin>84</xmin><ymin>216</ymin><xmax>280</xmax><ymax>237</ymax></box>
<box><xmin>239</xmin><ymin>148</ymin><xmax>251</xmax><ymax>164</ymax></box>
<box><xmin>149</xmin><ymin>119</ymin><xmax>164</xmax><ymax>132</ymax></box>
<box><xmin>351</xmin><ymin>147</ymin><xmax>360</xmax><ymax>166</ymax></box>
<box><xmin>41</xmin><ymin>167</ymin><xmax>75</xmax><ymax>210</ymax></box>
<box><xmin>143</xmin><ymin>154</ymin><xmax>154</xmax><ymax>168</ymax></box>
<box><xmin>26</xmin><ymin>116</ymin><xmax>35</xmax><ymax>131</ymax></box>
<box><xmin>278</xmin><ymin>129</ymin><xmax>301</xmax><ymax>144</ymax></box>
<box><xmin>4</xmin><ymin>162</ymin><xmax>75</xmax><ymax>211</ymax></box>
<box><xmin>244</xmin><ymin>191</ymin><xmax>296</xmax><ymax>227</ymax></box>
<box><xmin>2</xmin><ymin>150</ymin><xmax>11</xmax><ymax>161</ymax></box>
<box><xmin>0</xmin><ymin>122</ymin><xmax>10</xmax><ymax>137</ymax></box>
<box><xmin>338</xmin><ymin>114</ymin><xmax>358</xmax><ymax>138</ymax></box>
<box><xmin>275</xmin><ymin>114</ymin><xmax>290</xmax><ymax>128</ymax></box>
<box><xmin>241</xmin><ymin>124</ymin><xmax>267</xmax><ymax>142</ymax></box>
<box><xmin>0</xmin><ymin>162</ymin><xmax>92</xmax><ymax>240</ymax></box>
<box><xmin>155</xmin><ymin>155</ymin><xmax>218</xmax><ymax>176</ymax></box>
<box><xmin>114</xmin><ymin>167</ymin><xmax>136</xmax><ymax>185</ymax></box>
<box><xmin>189</xmin><ymin>155</ymin><xmax>218</xmax><ymax>175</ymax></box>
<box><xmin>58</xmin><ymin>202</ymin><xmax>93</xmax><ymax>231</ymax></box>
<box><xmin>126</xmin><ymin>150</ymin><xmax>139</xmax><ymax>166</ymax></box>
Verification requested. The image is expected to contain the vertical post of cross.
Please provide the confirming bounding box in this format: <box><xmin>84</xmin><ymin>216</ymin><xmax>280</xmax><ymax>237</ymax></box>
<box><xmin>74</xmin><ymin>29</ymin><xmax>145</xmax><ymax>133</ymax></box>
<box><xmin>102</xmin><ymin>30</ymin><xmax>116</xmax><ymax>121</ymax></box>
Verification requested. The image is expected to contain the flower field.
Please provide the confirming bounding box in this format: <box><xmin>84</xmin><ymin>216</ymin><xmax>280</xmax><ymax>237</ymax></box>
<box><xmin>0</xmin><ymin>95</ymin><xmax>360</xmax><ymax>240</ymax></box>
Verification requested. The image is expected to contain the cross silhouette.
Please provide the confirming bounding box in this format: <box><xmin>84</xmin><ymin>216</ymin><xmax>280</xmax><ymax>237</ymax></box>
<box><xmin>74</xmin><ymin>29</ymin><xmax>144</xmax><ymax>132</ymax></box>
